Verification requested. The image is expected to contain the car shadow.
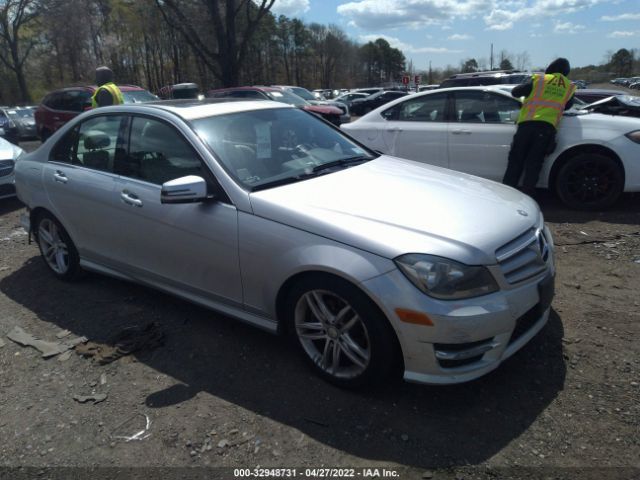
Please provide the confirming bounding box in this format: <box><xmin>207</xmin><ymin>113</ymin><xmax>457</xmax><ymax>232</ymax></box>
<box><xmin>0</xmin><ymin>197</ymin><xmax>24</xmax><ymax>216</ymax></box>
<box><xmin>0</xmin><ymin>257</ymin><xmax>566</xmax><ymax>469</ymax></box>
<box><xmin>536</xmin><ymin>190</ymin><xmax>640</xmax><ymax>225</ymax></box>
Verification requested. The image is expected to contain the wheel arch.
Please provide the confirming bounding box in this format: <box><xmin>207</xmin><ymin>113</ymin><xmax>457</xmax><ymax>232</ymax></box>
<box><xmin>274</xmin><ymin>269</ymin><xmax>405</xmax><ymax>374</ymax></box>
<box><xmin>549</xmin><ymin>144</ymin><xmax>625</xmax><ymax>192</ymax></box>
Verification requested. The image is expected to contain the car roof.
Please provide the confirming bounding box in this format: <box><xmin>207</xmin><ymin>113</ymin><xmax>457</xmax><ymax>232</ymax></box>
<box><xmin>209</xmin><ymin>86</ymin><xmax>279</xmax><ymax>93</ymax></box>
<box><xmin>117</xmin><ymin>98</ymin><xmax>293</xmax><ymax>120</ymax></box>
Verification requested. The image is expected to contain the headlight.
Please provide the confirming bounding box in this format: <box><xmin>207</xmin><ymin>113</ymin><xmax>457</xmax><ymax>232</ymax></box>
<box><xmin>12</xmin><ymin>145</ymin><xmax>25</xmax><ymax>160</ymax></box>
<box><xmin>395</xmin><ymin>254</ymin><xmax>499</xmax><ymax>300</ymax></box>
<box><xmin>625</xmin><ymin>130</ymin><xmax>640</xmax><ymax>144</ymax></box>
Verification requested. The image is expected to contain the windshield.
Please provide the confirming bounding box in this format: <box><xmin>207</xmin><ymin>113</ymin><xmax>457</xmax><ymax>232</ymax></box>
<box><xmin>192</xmin><ymin>107</ymin><xmax>375</xmax><ymax>190</ymax></box>
<box><xmin>265</xmin><ymin>90</ymin><xmax>309</xmax><ymax>107</ymax></box>
<box><xmin>289</xmin><ymin>87</ymin><xmax>316</xmax><ymax>101</ymax></box>
<box><xmin>122</xmin><ymin>90</ymin><xmax>158</xmax><ymax>103</ymax></box>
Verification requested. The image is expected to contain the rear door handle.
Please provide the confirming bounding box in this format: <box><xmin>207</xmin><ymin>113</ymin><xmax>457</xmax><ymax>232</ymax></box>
<box><xmin>120</xmin><ymin>190</ymin><xmax>143</xmax><ymax>207</ymax></box>
<box><xmin>451</xmin><ymin>129</ymin><xmax>472</xmax><ymax>135</ymax></box>
<box><xmin>53</xmin><ymin>170</ymin><xmax>68</xmax><ymax>183</ymax></box>
<box><xmin>388</xmin><ymin>127</ymin><xmax>403</xmax><ymax>132</ymax></box>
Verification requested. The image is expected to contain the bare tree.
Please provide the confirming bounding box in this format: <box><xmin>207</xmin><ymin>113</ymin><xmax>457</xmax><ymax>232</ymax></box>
<box><xmin>155</xmin><ymin>0</ymin><xmax>275</xmax><ymax>86</ymax></box>
<box><xmin>0</xmin><ymin>0</ymin><xmax>40</xmax><ymax>102</ymax></box>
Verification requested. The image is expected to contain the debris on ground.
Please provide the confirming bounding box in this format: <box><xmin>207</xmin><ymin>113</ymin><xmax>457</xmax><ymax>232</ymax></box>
<box><xmin>0</xmin><ymin>337</ymin><xmax>5</xmax><ymax>348</ymax></box>
<box><xmin>7</xmin><ymin>326</ymin><xmax>87</xmax><ymax>358</ymax></box>
<box><xmin>55</xmin><ymin>329</ymin><xmax>71</xmax><ymax>339</ymax></box>
<box><xmin>111</xmin><ymin>413</ymin><xmax>151</xmax><ymax>442</ymax></box>
<box><xmin>73</xmin><ymin>393</ymin><xmax>108</xmax><ymax>404</ymax></box>
<box><xmin>57</xmin><ymin>351</ymin><xmax>73</xmax><ymax>362</ymax></box>
<box><xmin>75</xmin><ymin>322</ymin><xmax>164</xmax><ymax>365</ymax></box>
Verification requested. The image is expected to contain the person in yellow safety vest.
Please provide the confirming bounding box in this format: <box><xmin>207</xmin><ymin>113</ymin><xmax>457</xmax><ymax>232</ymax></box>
<box><xmin>502</xmin><ymin>58</ymin><xmax>575</xmax><ymax>197</ymax></box>
<box><xmin>91</xmin><ymin>66</ymin><xmax>125</xmax><ymax>108</ymax></box>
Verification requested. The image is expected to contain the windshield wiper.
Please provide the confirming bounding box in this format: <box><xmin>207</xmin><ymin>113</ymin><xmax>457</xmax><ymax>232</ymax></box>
<box><xmin>311</xmin><ymin>155</ymin><xmax>374</xmax><ymax>173</ymax></box>
<box><xmin>250</xmin><ymin>173</ymin><xmax>320</xmax><ymax>191</ymax></box>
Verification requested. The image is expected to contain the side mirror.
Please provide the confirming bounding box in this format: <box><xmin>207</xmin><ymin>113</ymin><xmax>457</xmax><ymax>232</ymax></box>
<box><xmin>161</xmin><ymin>175</ymin><xmax>209</xmax><ymax>204</ymax></box>
<box><xmin>509</xmin><ymin>110</ymin><xmax>519</xmax><ymax>122</ymax></box>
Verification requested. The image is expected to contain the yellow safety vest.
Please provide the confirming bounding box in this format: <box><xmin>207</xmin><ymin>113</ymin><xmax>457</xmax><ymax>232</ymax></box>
<box><xmin>91</xmin><ymin>82</ymin><xmax>125</xmax><ymax>108</ymax></box>
<box><xmin>517</xmin><ymin>73</ymin><xmax>575</xmax><ymax>128</ymax></box>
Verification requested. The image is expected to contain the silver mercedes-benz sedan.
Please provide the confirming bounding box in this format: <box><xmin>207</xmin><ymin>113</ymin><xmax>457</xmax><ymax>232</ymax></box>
<box><xmin>15</xmin><ymin>99</ymin><xmax>555</xmax><ymax>387</ymax></box>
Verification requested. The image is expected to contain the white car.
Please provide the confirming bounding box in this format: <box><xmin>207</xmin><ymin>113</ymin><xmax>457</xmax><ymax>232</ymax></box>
<box><xmin>0</xmin><ymin>137</ymin><xmax>25</xmax><ymax>200</ymax></box>
<box><xmin>342</xmin><ymin>86</ymin><xmax>640</xmax><ymax>209</ymax></box>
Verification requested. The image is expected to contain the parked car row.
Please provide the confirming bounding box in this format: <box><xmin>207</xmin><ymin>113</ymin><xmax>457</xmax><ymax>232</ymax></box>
<box><xmin>610</xmin><ymin>77</ymin><xmax>640</xmax><ymax>89</ymax></box>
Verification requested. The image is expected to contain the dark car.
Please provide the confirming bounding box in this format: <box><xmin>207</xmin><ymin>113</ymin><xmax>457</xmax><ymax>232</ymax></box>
<box><xmin>35</xmin><ymin>85</ymin><xmax>158</xmax><ymax>141</ymax></box>
<box><xmin>0</xmin><ymin>109</ymin><xmax>20</xmax><ymax>144</ymax></box>
<box><xmin>158</xmin><ymin>82</ymin><xmax>201</xmax><ymax>100</ymax></box>
<box><xmin>349</xmin><ymin>90</ymin><xmax>408</xmax><ymax>116</ymax></box>
<box><xmin>273</xmin><ymin>85</ymin><xmax>350</xmax><ymax>123</ymax></box>
<box><xmin>439</xmin><ymin>70</ymin><xmax>530</xmax><ymax>88</ymax></box>
<box><xmin>4</xmin><ymin>107</ymin><xmax>37</xmax><ymax>140</ymax></box>
<box><xmin>334</xmin><ymin>92</ymin><xmax>370</xmax><ymax>110</ymax></box>
<box><xmin>207</xmin><ymin>86</ymin><xmax>344</xmax><ymax>125</ymax></box>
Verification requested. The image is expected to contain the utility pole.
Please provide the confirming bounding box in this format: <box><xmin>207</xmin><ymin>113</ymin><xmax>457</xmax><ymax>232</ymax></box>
<box><xmin>490</xmin><ymin>43</ymin><xmax>494</xmax><ymax>70</ymax></box>
<box><xmin>428</xmin><ymin>61</ymin><xmax>432</xmax><ymax>84</ymax></box>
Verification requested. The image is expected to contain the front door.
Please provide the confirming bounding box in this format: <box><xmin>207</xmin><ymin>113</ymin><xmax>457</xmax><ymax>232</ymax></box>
<box><xmin>113</xmin><ymin>115</ymin><xmax>243</xmax><ymax>306</ymax></box>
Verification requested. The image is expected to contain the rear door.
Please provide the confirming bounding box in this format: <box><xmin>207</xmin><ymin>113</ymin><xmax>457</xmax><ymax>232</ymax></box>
<box><xmin>112</xmin><ymin>115</ymin><xmax>243</xmax><ymax>305</ymax></box>
<box><xmin>42</xmin><ymin>114</ymin><xmax>128</xmax><ymax>263</ymax></box>
<box><xmin>447</xmin><ymin>90</ymin><xmax>520</xmax><ymax>181</ymax></box>
<box><xmin>378</xmin><ymin>92</ymin><xmax>450</xmax><ymax>168</ymax></box>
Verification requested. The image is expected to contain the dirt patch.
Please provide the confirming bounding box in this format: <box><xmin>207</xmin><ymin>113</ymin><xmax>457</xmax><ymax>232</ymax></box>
<box><xmin>0</xmin><ymin>193</ymin><xmax>638</xmax><ymax>479</ymax></box>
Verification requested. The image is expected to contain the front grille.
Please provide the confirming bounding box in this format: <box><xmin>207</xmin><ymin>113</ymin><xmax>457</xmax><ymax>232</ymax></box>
<box><xmin>495</xmin><ymin>228</ymin><xmax>549</xmax><ymax>284</ymax></box>
<box><xmin>0</xmin><ymin>159</ymin><xmax>15</xmax><ymax>178</ymax></box>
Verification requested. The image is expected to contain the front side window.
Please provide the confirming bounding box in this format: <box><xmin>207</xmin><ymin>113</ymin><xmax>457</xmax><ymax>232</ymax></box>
<box><xmin>381</xmin><ymin>93</ymin><xmax>447</xmax><ymax>122</ymax></box>
<box><xmin>116</xmin><ymin>116</ymin><xmax>204</xmax><ymax>185</ymax></box>
<box><xmin>193</xmin><ymin>107</ymin><xmax>375</xmax><ymax>190</ymax></box>
<box><xmin>64</xmin><ymin>90</ymin><xmax>92</xmax><ymax>112</ymax></box>
<box><xmin>454</xmin><ymin>91</ymin><xmax>520</xmax><ymax>124</ymax></box>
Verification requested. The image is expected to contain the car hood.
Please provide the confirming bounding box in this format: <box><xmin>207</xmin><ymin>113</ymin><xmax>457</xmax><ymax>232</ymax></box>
<box><xmin>581</xmin><ymin>94</ymin><xmax>640</xmax><ymax>118</ymax></box>
<box><xmin>250</xmin><ymin>156</ymin><xmax>540</xmax><ymax>265</ymax></box>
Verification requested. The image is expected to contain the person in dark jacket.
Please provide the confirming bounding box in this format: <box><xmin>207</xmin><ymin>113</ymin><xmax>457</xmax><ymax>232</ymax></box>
<box><xmin>502</xmin><ymin>58</ymin><xmax>575</xmax><ymax>196</ymax></box>
<box><xmin>91</xmin><ymin>66</ymin><xmax>124</xmax><ymax>108</ymax></box>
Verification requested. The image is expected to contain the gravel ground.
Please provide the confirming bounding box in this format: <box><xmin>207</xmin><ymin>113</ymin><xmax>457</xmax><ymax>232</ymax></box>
<box><xmin>0</xmin><ymin>144</ymin><xmax>638</xmax><ymax>480</ymax></box>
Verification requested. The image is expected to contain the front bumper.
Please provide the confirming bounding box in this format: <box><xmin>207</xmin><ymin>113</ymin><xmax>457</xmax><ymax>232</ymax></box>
<box><xmin>361</xmin><ymin>258</ymin><xmax>555</xmax><ymax>385</ymax></box>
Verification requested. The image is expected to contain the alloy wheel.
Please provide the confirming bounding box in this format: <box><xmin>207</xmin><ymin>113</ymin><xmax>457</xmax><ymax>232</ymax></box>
<box><xmin>294</xmin><ymin>289</ymin><xmax>371</xmax><ymax>379</ymax></box>
<box><xmin>38</xmin><ymin>218</ymin><xmax>70</xmax><ymax>274</ymax></box>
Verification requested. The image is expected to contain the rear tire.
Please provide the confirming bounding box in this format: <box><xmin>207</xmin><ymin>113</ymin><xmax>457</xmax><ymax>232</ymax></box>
<box><xmin>285</xmin><ymin>274</ymin><xmax>398</xmax><ymax>388</ymax></box>
<box><xmin>555</xmin><ymin>153</ymin><xmax>624</xmax><ymax>210</ymax></box>
<box><xmin>34</xmin><ymin>212</ymin><xmax>82</xmax><ymax>280</ymax></box>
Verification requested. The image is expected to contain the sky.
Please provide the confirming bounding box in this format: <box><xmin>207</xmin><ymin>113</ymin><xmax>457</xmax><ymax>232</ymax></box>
<box><xmin>270</xmin><ymin>0</ymin><xmax>640</xmax><ymax>71</ymax></box>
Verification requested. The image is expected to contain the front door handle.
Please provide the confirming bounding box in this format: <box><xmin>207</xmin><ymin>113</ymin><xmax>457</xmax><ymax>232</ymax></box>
<box><xmin>53</xmin><ymin>170</ymin><xmax>68</xmax><ymax>183</ymax></box>
<box><xmin>387</xmin><ymin>127</ymin><xmax>403</xmax><ymax>132</ymax></box>
<box><xmin>120</xmin><ymin>190</ymin><xmax>143</xmax><ymax>207</ymax></box>
<box><xmin>451</xmin><ymin>129</ymin><xmax>472</xmax><ymax>135</ymax></box>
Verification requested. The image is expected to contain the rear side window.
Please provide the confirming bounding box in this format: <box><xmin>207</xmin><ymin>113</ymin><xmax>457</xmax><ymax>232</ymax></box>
<box><xmin>381</xmin><ymin>93</ymin><xmax>447</xmax><ymax>122</ymax></box>
<box><xmin>49</xmin><ymin>115</ymin><xmax>126</xmax><ymax>171</ymax></box>
<box><xmin>64</xmin><ymin>91</ymin><xmax>92</xmax><ymax>112</ymax></box>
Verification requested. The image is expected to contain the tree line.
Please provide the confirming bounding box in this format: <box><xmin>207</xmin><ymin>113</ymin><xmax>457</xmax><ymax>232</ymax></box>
<box><xmin>0</xmin><ymin>0</ymin><xmax>407</xmax><ymax>104</ymax></box>
<box><xmin>1</xmin><ymin>0</ymin><xmax>637</xmax><ymax>105</ymax></box>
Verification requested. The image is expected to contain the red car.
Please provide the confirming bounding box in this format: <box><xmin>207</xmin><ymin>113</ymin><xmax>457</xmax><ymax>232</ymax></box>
<box><xmin>206</xmin><ymin>86</ymin><xmax>344</xmax><ymax>125</ymax></box>
<box><xmin>35</xmin><ymin>85</ymin><xmax>158</xmax><ymax>141</ymax></box>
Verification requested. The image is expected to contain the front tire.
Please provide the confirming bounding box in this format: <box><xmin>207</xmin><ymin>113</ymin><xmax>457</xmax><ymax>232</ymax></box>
<box><xmin>34</xmin><ymin>213</ymin><xmax>82</xmax><ymax>280</ymax></box>
<box><xmin>555</xmin><ymin>153</ymin><xmax>624</xmax><ymax>210</ymax></box>
<box><xmin>285</xmin><ymin>274</ymin><xmax>398</xmax><ymax>388</ymax></box>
